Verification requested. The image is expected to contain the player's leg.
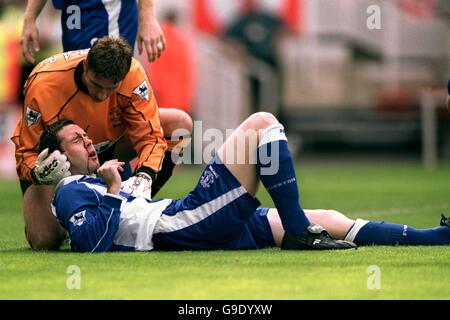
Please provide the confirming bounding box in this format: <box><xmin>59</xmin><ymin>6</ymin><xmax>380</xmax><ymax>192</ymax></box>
<box><xmin>217</xmin><ymin>112</ymin><xmax>355</xmax><ymax>250</ymax></box>
<box><xmin>152</xmin><ymin>158</ymin><xmax>262</xmax><ymax>251</ymax></box>
<box><xmin>267</xmin><ymin>208</ymin><xmax>450</xmax><ymax>246</ymax></box>
<box><xmin>217</xmin><ymin>112</ymin><xmax>310</xmax><ymax>233</ymax></box>
<box><xmin>345</xmin><ymin>216</ymin><xmax>450</xmax><ymax>246</ymax></box>
<box><xmin>267</xmin><ymin>209</ymin><xmax>355</xmax><ymax>246</ymax></box>
<box><xmin>154</xmin><ymin>108</ymin><xmax>193</xmax><ymax>196</ymax></box>
<box><xmin>216</xmin><ymin>112</ymin><xmax>266</xmax><ymax>196</ymax></box>
<box><xmin>22</xmin><ymin>183</ymin><xmax>66</xmax><ymax>250</ymax></box>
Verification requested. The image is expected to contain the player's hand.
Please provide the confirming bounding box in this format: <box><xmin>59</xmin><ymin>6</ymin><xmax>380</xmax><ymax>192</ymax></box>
<box><xmin>33</xmin><ymin>148</ymin><xmax>71</xmax><ymax>185</ymax></box>
<box><xmin>97</xmin><ymin>160</ymin><xmax>124</xmax><ymax>195</ymax></box>
<box><xmin>137</xmin><ymin>17</ymin><xmax>166</xmax><ymax>62</ymax></box>
<box><xmin>21</xmin><ymin>19</ymin><xmax>40</xmax><ymax>64</ymax></box>
<box><xmin>121</xmin><ymin>172</ymin><xmax>153</xmax><ymax>200</ymax></box>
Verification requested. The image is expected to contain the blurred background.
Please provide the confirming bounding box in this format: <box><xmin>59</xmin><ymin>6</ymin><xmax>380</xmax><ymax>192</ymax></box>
<box><xmin>0</xmin><ymin>0</ymin><xmax>449</xmax><ymax>179</ymax></box>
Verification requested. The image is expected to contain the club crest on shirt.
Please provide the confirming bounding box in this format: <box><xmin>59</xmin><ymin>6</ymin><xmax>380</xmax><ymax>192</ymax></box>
<box><xmin>200</xmin><ymin>166</ymin><xmax>219</xmax><ymax>188</ymax></box>
<box><xmin>70</xmin><ymin>210</ymin><xmax>86</xmax><ymax>227</ymax></box>
<box><xmin>25</xmin><ymin>106</ymin><xmax>41</xmax><ymax>127</ymax></box>
<box><xmin>133</xmin><ymin>81</ymin><xmax>149</xmax><ymax>101</ymax></box>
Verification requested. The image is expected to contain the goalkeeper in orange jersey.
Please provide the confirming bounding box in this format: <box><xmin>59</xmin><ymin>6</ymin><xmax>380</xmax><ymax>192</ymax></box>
<box><xmin>11</xmin><ymin>36</ymin><xmax>192</xmax><ymax>250</ymax></box>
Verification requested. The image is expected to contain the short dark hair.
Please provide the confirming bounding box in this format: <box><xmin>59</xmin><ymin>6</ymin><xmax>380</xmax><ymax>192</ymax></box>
<box><xmin>39</xmin><ymin>119</ymin><xmax>74</xmax><ymax>154</ymax></box>
<box><xmin>87</xmin><ymin>36</ymin><xmax>133</xmax><ymax>83</ymax></box>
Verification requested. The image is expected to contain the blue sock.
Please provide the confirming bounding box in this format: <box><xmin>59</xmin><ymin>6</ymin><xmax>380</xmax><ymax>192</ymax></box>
<box><xmin>349</xmin><ymin>220</ymin><xmax>450</xmax><ymax>245</ymax></box>
<box><xmin>256</xmin><ymin>124</ymin><xmax>310</xmax><ymax>235</ymax></box>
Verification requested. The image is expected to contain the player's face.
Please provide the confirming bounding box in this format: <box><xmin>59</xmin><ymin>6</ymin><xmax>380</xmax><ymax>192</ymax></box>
<box><xmin>83</xmin><ymin>64</ymin><xmax>121</xmax><ymax>103</ymax></box>
<box><xmin>58</xmin><ymin>124</ymin><xmax>100</xmax><ymax>175</ymax></box>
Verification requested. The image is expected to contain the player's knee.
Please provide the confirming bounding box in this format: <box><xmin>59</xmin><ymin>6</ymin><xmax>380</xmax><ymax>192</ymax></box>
<box><xmin>163</xmin><ymin>109</ymin><xmax>193</xmax><ymax>136</ymax></box>
<box><xmin>27</xmin><ymin>235</ymin><xmax>61</xmax><ymax>251</ymax></box>
<box><xmin>171</xmin><ymin>109</ymin><xmax>192</xmax><ymax>132</ymax></box>
<box><xmin>178</xmin><ymin>110</ymin><xmax>193</xmax><ymax>133</ymax></box>
<box><xmin>247</xmin><ymin>112</ymin><xmax>278</xmax><ymax>130</ymax></box>
<box><xmin>25</xmin><ymin>226</ymin><xmax>65</xmax><ymax>251</ymax></box>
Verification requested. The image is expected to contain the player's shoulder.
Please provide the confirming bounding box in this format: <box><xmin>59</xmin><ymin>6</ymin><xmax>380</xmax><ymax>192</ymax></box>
<box><xmin>25</xmin><ymin>50</ymin><xmax>86</xmax><ymax>101</ymax></box>
<box><xmin>33</xmin><ymin>50</ymin><xmax>88</xmax><ymax>74</ymax></box>
<box><xmin>117</xmin><ymin>57</ymin><xmax>152</xmax><ymax>98</ymax></box>
<box><xmin>123</xmin><ymin>57</ymin><xmax>146</xmax><ymax>84</ymax></box>
<box><xmin>55</xmin><ymin>175</ymin><xmax>101</xmax><ymax>196</ymax></box>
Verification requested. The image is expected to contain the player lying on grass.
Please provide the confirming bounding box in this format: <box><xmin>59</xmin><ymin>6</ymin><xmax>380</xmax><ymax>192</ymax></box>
<box><xmin>12</xmin><ymin>36</ymin><xmax>192</xmax><ymax>250</ymax></box>
<box><xmin>44</xmin><ymin>115</ymin><xmax>450</xmax><ymax>252</ymax></box>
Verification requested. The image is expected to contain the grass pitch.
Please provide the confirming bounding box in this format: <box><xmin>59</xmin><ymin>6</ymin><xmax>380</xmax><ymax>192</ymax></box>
<box><xmin>0</xmin><ymin>160</ymin><xmax>449</xmax><ymax>300</ymax></box>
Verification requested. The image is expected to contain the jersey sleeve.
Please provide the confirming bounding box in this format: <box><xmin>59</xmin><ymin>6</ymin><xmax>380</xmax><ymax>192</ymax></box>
<box><xmin>53</xmin><ymin>182</ymin><xmax>122</xmax><ymax>252</ymax></box>
<box><xmin>11</xmin><ymin>79</ymin><xmax>45</xmax><ymax>182</ymax></box>
<box><xmin>119</xmin><ymin>59</ymin><xmax>167</xmax><ymax>174</ymax></box>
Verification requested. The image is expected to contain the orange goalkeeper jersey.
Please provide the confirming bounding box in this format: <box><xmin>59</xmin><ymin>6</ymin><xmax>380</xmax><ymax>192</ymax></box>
<box><xmin>11</xmin><ymin>50</ymin><xmax>166</xmax><ymax>183</ymax></box>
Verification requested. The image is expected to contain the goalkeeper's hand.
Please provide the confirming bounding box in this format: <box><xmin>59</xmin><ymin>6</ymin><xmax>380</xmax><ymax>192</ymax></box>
<box><xmin>33</xmin><ymin>148</ymin><xmax>71</xmax><ymax>185</ymax></box>
<box><xmin>121</xmin><ymin>172</ymin><xmax>152</xmax><ymax>199</ymax></box>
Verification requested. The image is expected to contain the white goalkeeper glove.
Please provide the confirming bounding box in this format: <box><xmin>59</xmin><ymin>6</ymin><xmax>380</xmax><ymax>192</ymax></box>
<box><xmin>121</xmin><ymin>172</ymin><xmax>152</xmax><ymax>200</ymax></box>
<box><xmin>33</xmin><ymin>148</ymin><xmax>71</xmax><ymax>185</ymax></box>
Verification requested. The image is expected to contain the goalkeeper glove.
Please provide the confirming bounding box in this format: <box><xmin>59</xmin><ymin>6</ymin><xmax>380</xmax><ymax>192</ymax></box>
<box><xmin>121</xmin><ymin>172</ymin><xmax>153</xmax><ymax>199</ymax></box>
<box><xmin>33</xmin><ymin>148</ymin><xmax>71</xmax><ymax>184</ymax></box>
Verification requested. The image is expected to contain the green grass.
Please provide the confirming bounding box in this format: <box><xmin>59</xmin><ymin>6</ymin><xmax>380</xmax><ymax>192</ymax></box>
<box><xmin>1</xmin><ymin>161</ymin><xmax>449</xmax><ymax>300</ymax></box>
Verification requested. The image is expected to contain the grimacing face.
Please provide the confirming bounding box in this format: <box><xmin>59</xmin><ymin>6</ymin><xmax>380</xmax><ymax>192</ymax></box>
<box><xmin>57</xmin><ymin>124</ymin><xmax>100</xmax><ymax>175</ymax></box>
